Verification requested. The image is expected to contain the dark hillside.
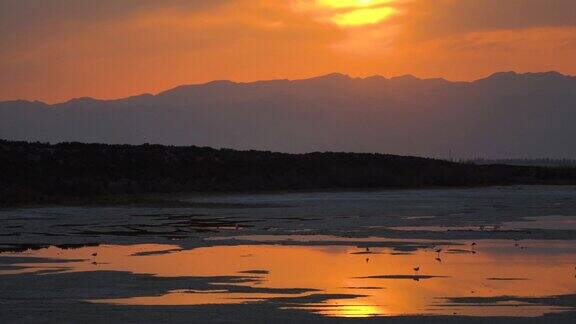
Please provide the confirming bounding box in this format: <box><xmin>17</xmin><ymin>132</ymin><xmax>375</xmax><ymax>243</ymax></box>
<box><xmin>1</xmin><ymin>140</ymin><xmax>576</xmax><ymax>205</ymax></box>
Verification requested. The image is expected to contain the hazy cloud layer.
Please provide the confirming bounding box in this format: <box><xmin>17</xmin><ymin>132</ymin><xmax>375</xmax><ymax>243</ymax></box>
<box><xmin>1</xmin><ymin>0</ymin><xmax>575</xmax><ymax>102</ymax></box>
<box><xmin>403</xmin><ymin>0</ymin><xmax>576</xmax><ymax>39</ymax></box>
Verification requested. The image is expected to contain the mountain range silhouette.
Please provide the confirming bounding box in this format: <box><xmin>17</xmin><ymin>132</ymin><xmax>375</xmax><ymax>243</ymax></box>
<box><xmin>1</xmin><ymin>71</ymin><xmax>575</xmax><ymax>158</ymax></box>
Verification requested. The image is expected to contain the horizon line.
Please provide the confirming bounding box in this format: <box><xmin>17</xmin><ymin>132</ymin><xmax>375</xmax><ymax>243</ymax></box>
<box><xmin>2</xmin><ymin>139</ymin><xmax>576</xmax><ymax>161</ymax></box>
<box><xmin>2</xmin><ymin>70</ymin><xmax>573</xmax><ymax>106</ymax></box>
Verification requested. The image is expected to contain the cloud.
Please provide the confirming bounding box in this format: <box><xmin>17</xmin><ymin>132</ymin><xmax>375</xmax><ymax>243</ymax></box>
<box><xmin>0</xmin><ymin>0</ymin><xmax>227</xmax><ymax>25</ymax></box>
<box><xmin>401</xmin><ymin>0</ymin><xmax>576</xmax><ymax>41</ymax></box>
<box><xmin>0</xmin><ymin>0</ymin><xmax>575</xmax><ymax>102</ymax></box>
<box><xmin>0</xmin><ymin>0</ymin><xmax>343</xmax><ymax>102</ymax></box>
<box><xmin>0</xmin><ymin>1</ymin><xmax>229</xmax><ymax>49</ymax></box>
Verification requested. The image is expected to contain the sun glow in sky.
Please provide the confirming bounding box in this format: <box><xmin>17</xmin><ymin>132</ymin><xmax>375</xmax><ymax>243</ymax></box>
<box><xmin>332</xmin><ymin>7</ymin><xmax>397</xmax><ymax>26</ymax></box>
<box><xmin>309</xmin><ymin>0</ymin><xmax>399</xmax><ymax>26</ymax></box>
<box><xmin>0</xmin><ymin>0</ymin><xmax>575</xmax><ymax>103</ymax></box>
<box><xmin>318</xmin><ymin>0</ymin><xmax>394</xmax><ymax>9</ymax></box>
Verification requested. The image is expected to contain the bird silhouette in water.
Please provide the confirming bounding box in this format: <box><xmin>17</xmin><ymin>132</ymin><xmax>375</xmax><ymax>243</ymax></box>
<box><xmin>366</xmin><ymin>247</ymin><xmax>370</xmax><ymax>253</ymax></box>
<box><xmin>436</xmin><ymin>257</ymin><xmax>442</xmax><ymax>263</ymax></box>
<box><xmin>435</xmin><ymin>248</ymin><xmax>443</xmax><ymax>258</ymax></box>
<box><xmin>366</xmin><ymin>258</ymin><xmax>370</xmax><ymax>263</ymax></box>
<box><xmin>413</xmin><ymin>267</ymin><xmax>421</xmax><ymax>281</ymax></box>
<box><xmin>91</xmin><ymin>252</ymin><xmax>98</xmax><ymax>265</ymax></box>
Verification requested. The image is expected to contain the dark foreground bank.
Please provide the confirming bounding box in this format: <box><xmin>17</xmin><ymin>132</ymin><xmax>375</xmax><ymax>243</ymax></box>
<box><xmin>2</xmin><ymin>140</ymin><xmax>576</xmax><ymax>205</ymax></box>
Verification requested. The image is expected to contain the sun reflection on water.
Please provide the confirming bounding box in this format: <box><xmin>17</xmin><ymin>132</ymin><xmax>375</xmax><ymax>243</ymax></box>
<box><xmin>311</xmin><ymin>301</ymin><xmax>384</xmax><ymax>317</ymax></box>
<box><xmin>1</xmin><ymin>240</ymin><xmax>576</xmax><ymax>317</ymax></box>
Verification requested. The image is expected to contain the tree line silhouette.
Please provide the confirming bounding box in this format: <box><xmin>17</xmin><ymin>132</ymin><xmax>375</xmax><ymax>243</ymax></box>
<box><xmin>469</xmin><ymin>158</ymin><xmax>576</xmax><ymax>167</ymax></box>
<box><xmin>2</xmin><ymin>140</ymin><xmax>576</xmax><ymax>205</ymax></box>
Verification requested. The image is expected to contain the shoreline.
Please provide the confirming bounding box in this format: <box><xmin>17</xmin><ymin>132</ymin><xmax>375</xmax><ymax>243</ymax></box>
<box><xmin>3</xmin><ymin>183</ymin><xmax>576</xmax><ymax>209</ymax></box>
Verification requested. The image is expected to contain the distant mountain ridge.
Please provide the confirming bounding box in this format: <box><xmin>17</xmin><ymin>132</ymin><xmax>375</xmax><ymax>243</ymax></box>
<box><xmin>1</xmin><ymin>71</ymin><xmax>575</xmax><ymax>158</ymax></box>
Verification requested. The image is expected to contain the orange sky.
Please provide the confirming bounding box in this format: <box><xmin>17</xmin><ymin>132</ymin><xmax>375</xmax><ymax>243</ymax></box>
<box><xmin>1</xmin><ymin>0</ymin><xmax>575</xmax><ymax>103</ymax></box>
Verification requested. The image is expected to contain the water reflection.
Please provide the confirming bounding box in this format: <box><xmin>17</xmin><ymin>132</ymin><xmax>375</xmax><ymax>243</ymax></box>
<box><xmin>1</xmin><ymin>240</ymin><xmax>575</xmax><ymax>317</ymax></box>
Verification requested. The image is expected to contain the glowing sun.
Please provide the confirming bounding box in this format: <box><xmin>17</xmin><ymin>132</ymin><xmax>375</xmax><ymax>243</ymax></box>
<box><xmin>316</xmin><ymin>0</ymin><xmax>398</xmax><ymax>26</ymax></box>
<box><xmin>318</xmin><ymin>0</ymin><xmax>394</xmax><ymax>8</ymax></box>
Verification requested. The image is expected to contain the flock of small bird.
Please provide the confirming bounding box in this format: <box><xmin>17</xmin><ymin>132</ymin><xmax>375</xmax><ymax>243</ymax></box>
<box><xmin>361</xmin><ymin>241</ymin><xmax>480</xmax><ymax>275</ymax></box>
<box><xmin>412</xmin><ymin>242</ymin><xmax>477</xmax><ymax>277</ymax></box>
<box><xmin>88</xmin><ymin>239</ymin><xmax>560</xmax><ymax>280</ymax></box>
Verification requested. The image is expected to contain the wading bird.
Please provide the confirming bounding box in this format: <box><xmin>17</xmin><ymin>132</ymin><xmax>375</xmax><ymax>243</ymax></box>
<box><xmin>435</xmin><ymin>248</ymin><xmax>442</xmax><ymax>258</ymax></box>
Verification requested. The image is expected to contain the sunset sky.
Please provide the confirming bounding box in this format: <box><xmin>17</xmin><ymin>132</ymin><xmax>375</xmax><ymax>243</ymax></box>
<box><xmin>1</xmin><ymin>0</ymin><xmax>576</xmax><ymax>103</ymax></box>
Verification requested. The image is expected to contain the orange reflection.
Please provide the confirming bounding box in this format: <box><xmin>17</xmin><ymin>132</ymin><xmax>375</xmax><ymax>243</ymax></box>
<box><xmin>312</xmin><ymin>301</ymin><xmax>384</xmax><ymax>317</ymax></box>
<box><xmin>2</xmin><ymin>240</ymin><xmax>575</xmax><ymax>317</ymax></box>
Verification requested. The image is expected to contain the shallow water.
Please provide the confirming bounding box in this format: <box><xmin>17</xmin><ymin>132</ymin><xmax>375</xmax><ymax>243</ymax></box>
<box><xmin>390</xmin><ymin>215</ymin><xmax>576</xmax><ymax>232</ymax></box>
<box><xmin>504</xmin><ymin>215</ymin><xmax>576</xmax><ymax>230</ymax></box>
<box><xmin>2</xmin><ymin>187</ymin><xmax>576</xmax><ymax>320</ymax></box>
<box><xmin>2</xmin><ymin>239</ymin><xmax>575</xmax><ymax>318</ymax></box>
